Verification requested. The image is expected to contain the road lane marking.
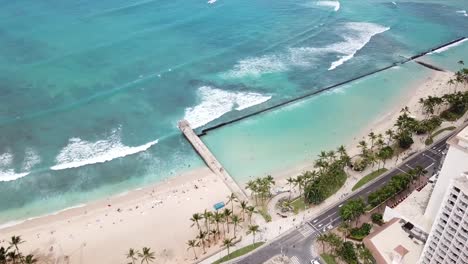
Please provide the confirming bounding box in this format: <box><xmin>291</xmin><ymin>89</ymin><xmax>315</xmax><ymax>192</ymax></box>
<box><xmin>298</xmin><ymin>224</ymin><xmax>314</xmax><ymax>237</ymax></box>
<box><xmin>425</xmin><ymin>163</ymin><xmax>434</xmax><ymax>170</ymax></box>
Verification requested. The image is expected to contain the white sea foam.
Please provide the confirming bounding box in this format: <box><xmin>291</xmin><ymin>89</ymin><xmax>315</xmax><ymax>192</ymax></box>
<box><xmin>392</xmin><ymin>1</ymin><xmax>397</xmax><ymax>6</ymax></box>
<box><xmin>51</xmin><ymin>130</ymin><xmax>159</xmax><ymax>170</ymax></box>
<box><xmin>22</xmin><ymin>148</ymin><xmax>41</xmax><ymax>171</ymax></box>
<box><xmin>0</xmin><ymin>204</ymin><xmax>86</xmax><ymax>230</ymax></box>
<box><xmin>316</xmin><ymin>1</ymin><xmax>340</xmax><ymax>12</ymax></box>
<box><xmin>225</xmin><ymin>55</ymin><xmax>287</xmax><ymax>78</ymax></box>
<box><xmin>224</xmin><ymin>22</ymin><xmax>388</xmax><ymax>78</ymax></box>
<box><xmin>430</xmin><ymin>38</ymin><xmax>468</xmax><ymax>54</ymax></box>
<box><xmin>456</xmin><ymin>10</ymin><xmax>467</xmax><ymax>17</ymax></box>
<box><xmin>184</xmin><ymin>86</ymin><xmax>271</xmax><ymax>128</ymax></box>
<box><xmin>207</xmin><ymin>0</ymin><xmax>217</xmax><ymax>4</ymax></box>
<box><xmin>326</xmin><ymin>22</ymin><xmax>390</xmax><ymax>70</ymax></box>
<box><xmin>0</xmin><ymin>152</ymin><xmax>30</xmax><ymax>182</ymax></box>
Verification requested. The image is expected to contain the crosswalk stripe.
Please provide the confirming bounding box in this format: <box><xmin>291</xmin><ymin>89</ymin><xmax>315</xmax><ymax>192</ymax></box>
<box><xmin>291</xmin><ymin>256</ymin><xmax>301</xmax><ymax>264</ymax></box>
<box><xmin>298</xmin><ymin>224</ymin><xmax>314</xmax><ymax>237</ymax></box>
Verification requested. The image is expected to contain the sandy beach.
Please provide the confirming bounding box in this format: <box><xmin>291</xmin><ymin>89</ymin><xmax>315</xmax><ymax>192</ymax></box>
<box><xmin>271</xmin><ymin>69</ymin><xmax>459</xmax><ymax>184</ymax></box>
<box><xmin>0</xmin><ymin>167</ymin><xmax>231</xmax><ymax>264</ymax></box>
<box><xmin>1</xmin><ymin>67</ymin><xmax>465</xmax><ymax>264</ymax></box>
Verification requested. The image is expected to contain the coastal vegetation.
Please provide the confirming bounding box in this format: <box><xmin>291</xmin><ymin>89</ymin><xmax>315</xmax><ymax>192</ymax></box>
<box><xmin>0</xmin><ymin>236</ymin><xmax>37</xmax><ymax>264</ymax></box>
<box><xmin>348</xmin><ymin>223</ymin><xmax>372</xmax><ymax>241</ymax></box>
<box><xmin>183</xmin><ymin>193</ymin><xmax>261</xmax><ymax>261</ymax></box>
<box><xmin>304</xmin><ymin>147</ymin><xmax>349</xmax><ymax>205</ymax></box>
<box><xmin>351</xmin><ymin>168</ymin><xmax>388</xmax><ymax>191</ymax></box>
<box><xmin>212</xmin><ymin>242</ymin><xmax>264</xmax><ymax>264</ymax></box>
<box><xmin>316</xmin><ymin>232</ymin><xmax>374</xmax><ymax>264</ymax></box>
<box><xmin>367</xmin><ymin>166</ymin><xmax>426</xmax><ymax>208</ymax></box>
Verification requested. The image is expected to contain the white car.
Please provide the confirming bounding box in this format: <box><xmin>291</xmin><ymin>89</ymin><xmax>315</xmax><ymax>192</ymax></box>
<box><xmin>310</xmin><ymin>260</ymin><xmax>320</xmax><ymax>264</ymax></box>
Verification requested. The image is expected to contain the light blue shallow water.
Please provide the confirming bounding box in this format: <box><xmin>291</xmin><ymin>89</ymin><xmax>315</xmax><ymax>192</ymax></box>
<box><xmin>0</xmin><ymin>0</ymin><xmax>467</xmax><ymax>223</ymax></box>
<box><xmin>202</xmin><ymin>62</ymin><xmax>433</xmax><ymax>182</ymax></box>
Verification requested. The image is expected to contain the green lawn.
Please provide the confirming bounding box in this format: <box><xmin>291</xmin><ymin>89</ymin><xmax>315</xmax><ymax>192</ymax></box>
<box><xmin>258</xmin><ymin>205</ymin><xmax>272</xmax><ymax>222</ymax></box>
<box><xmin>352</xmin><ymin>168</ymin><xmax>388</xmax><ymax>191</ymax></box>
<box><xmin>425</xmin><ymin>126</ymin><xmax>456</xmax><ymax>145</ymax></box>
<box><xmin>213</xmin><ymin>242</ymin><xmax>265</xmax><ymax>264</ymax></box>
<box><xmin>320</xmin><ymin>253</ymin><xmax>338</xmax><ymax>264</ymax></box>
<box><xmin>291</xmin><ymin>198</ymin><xmax>308</xmax><ymax>214</ymax></box>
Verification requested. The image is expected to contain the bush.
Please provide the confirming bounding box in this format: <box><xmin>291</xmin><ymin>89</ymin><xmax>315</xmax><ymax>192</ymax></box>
<box><xmin>349</xmin><ymin>223</ymin><xmax>372</xmax><ymax>241</ymax></box>
<box><xmin>305</xmin><ymin>162</ymin><xmax>347</xmax><ymax>205</ymax></box>
<box><xmin>377</xmin><ymin>146</ymin><xmax>394</xmax><ymax>160</ymax></box>
<box><xmin>338</xmin><ymin>241</ymin><xmax>358</xmax><ymax>264</ymax></box>
<box><xmin>367</xmin><ymin>173</ymin><xmax>411</xmax><ymax>207</ymax></box>
<box><xmin>371</xmin><ymin>213</ymin><xmax>384</xmax><ymax>225</ymax></box>
<box><xmin>352</xmin><ymin>158</ymin><xmax>368</xmax><ymax>172</ymax></box>
<box><xmin>397</xmin><ymin>131</ymin><xmax>414</xmax><ymax>149</ymax></box>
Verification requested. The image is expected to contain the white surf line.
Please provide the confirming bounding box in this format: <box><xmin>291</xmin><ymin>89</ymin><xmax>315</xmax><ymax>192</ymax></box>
<box><xmin>429</xmin><ymin>38</ymin><xmax>468</xmax><ymax>54</ymax></box>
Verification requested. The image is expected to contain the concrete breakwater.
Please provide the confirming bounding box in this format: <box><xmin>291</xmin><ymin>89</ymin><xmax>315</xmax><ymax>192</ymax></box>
<box><xmin>198</xmin><ymin>37</ymin><xmax>466</xmax><ymax>137</ymax></box>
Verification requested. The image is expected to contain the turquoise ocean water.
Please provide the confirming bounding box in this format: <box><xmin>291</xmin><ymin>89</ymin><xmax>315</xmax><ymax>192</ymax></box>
<box><xmin>0</xmin><ymin>0</ymin><xmax>467</xmax><ymax>224</ymax></box>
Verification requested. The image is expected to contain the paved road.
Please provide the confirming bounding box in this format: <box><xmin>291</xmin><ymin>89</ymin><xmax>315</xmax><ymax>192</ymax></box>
<box><xmin>232</xmin><ymin>134</ymin><xmax>452</xmax><ymax>264</ymax></box>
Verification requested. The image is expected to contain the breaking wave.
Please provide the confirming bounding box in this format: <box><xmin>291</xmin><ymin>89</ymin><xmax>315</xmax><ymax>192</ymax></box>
<box><xmin>184</xmin><ymin>86</ymin><xmax>271</xmax><ymax>128</ymax></box>
<box><xmin>325</xmin><ymin>22</ymin><xmax>390</xmax><ymax>70</ymax></box>
<box><xmin>224</xmin><ymin>22</ymin><xmax>389</xmax><ymax>77</ymax></box>
<box><xmin>51</xmin><ymin>129</ymin><xmax>158</xmax><ymax>170</ymax></box>
<box><xmin>0</xmin><ymin>149</ymin><xmax>41</xmax><ymax>182</ymax></box>
<box><xmin>316</xmin><ymin>1</ymin><xmax>340</xmax><ymax>12</ymax></box>
<box><xmin>456</xmin><ymin>10</ymin><xmax>467</xmax><ymax>17</ymax></box>
<box><xmin>430</xmin><ymin>38</ymin><xmax>468</xmax><ymax>54</ymax></box>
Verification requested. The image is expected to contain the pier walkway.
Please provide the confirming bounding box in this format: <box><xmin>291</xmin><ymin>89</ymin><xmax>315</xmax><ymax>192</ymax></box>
<box><xmin>178</xmin><ymin>120</ymin><xmax>248</xmax><ymax>201</ymax></box>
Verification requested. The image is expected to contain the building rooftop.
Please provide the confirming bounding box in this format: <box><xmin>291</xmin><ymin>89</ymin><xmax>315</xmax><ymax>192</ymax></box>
<box><xmin>453</xmin><ymin>173</ymin><xmax>468</xmax><ymax>194</ymax></box>
<box><xmin>449</xmin><ymin>125</ymin><xmax>468</xmax><ymax>152</ymax></box>
<box><xmin>364</xmin><ymin>218</ymin><xmax>425</xmax><ymax>264</ymax></box>
<box><xmin>383</xmin><ymin>184</ymin><xmax>433</xmax><ymax>232</ymax></box>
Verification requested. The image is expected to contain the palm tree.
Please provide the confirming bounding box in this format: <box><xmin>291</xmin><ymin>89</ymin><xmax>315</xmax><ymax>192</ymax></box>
<box><xmin>24</xmin><ymin>255</ymin><xmax>37</xmax><ymax>264</ymax></box>
<box><xmin>358</xmin><ymin>140</ymin><xmax>368</xmax><ymax>157</ymax></box>
<box><xmin>368</xmin><ymin>132</ymin><xmax>377</xmax><ymax>149</ymax></box>
<box><xmin>239</xmin><ymin>200</ymin><xmax>248</xmax><ymax>221</ymax></box>
<box><xmin>190</xmin><ymin>213</ymin><xmax>203</xmax><ymax>231</ymax></box>
<box><xmin>223</xmin><ymin>208</ymin><xmax>233</xmax><ymax>234</ymax></box>
<box><xmin>9</xmin><ymin>236</ymin><xmax>25</xmax><ymax>264</ymax></box>
<box><xmin>294</xmin><ymin>175</ymin><xmax>305</xmax><ymax>198</ymax></box>
<box><xmin>339</xmin><ymin>221</ymin><xmax>351</xmax><ymax>242</ymax></box>
<box><xmin>0</xmin><ymin>246</ymin><xmax>8</xmax><ymax>264</ymax></box>
<box><xmin>317</xmin><ymin>234</ymin><xmax>328</xmax><ymax>253</ymax></box>
<box><xmin>202</xmin><ymin>209</ymin><xmax>212</xmax><ymax>232</ymax></box>
<box><xmin>247</xmin><ymin>225</ymin><xmax>260</xmax><ymax>245</ymax></box>
<box><xmin>212</xmin><ymin>211</ymin><xmax>223</xmax><ymax>239</ymax></box>
<box><xmin>210</xmin><ymin>229</ymin><xmax>219</xmax><ymax>244</ymax></box>
<box><xmin>286</xmin><ymin>177</ymin><xmax>296</xmax><ymax>200</ymax></box>
<box><xmin>226</xmin><ymin>193</ymin><xmax>238</xmax><ymax>212</ymax></box>
<box><xmin>231</xmin><ymin>215</ymin><xmax>241</xmax><ymax>238</ymax></box>
<box><xmin>196</xmin><ymin>231</ymin><xmax>208</xmax><ymax>254</ymax></box>
<box><xmin>7</xmin><ymin>251</ymin><xmax>20</xmax><ymax>264</ymax></box>
<box><xmin>187</xmin><ymin>240</ymin><xmax>200</xmax><ymax>260</ymax></box>
<box><xmin>246</xmin><ymin>206</ymin><xmax>257</xmax><ymax>224</ymax></box>
<box><xmin>138</xmin><ymin>247</ymin><xmax>155</xmax><ymax>264</ymax></box>
<box><xmin>246</xmin><ymin>180</ymin><xmax>258</xmax><ymax>204</ymax></box>
<box><xmin>413</xmin><ymin>165</ymin><xmax>427</xmax><ymax>185</ymax></box>
<box><xmin>126</xmin><ymin>248</ymin><xmax>140</xmax><ymax>264</ymax></box>
<box><xmin>385</xmin><ymin>129</ymin><xmax>394</xmax><ymax>146</ymax></box>
<box><xmin>223</xmin><ymin>238</ymin><xmax>235</xmax><ymax>258</ymax></box>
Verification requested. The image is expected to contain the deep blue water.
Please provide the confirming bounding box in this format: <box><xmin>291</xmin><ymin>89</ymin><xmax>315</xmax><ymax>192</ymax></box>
<box><xmin>0</xmin><ymin>0</ymin><xmax>467</xmax><ymax>223</ymax></box>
